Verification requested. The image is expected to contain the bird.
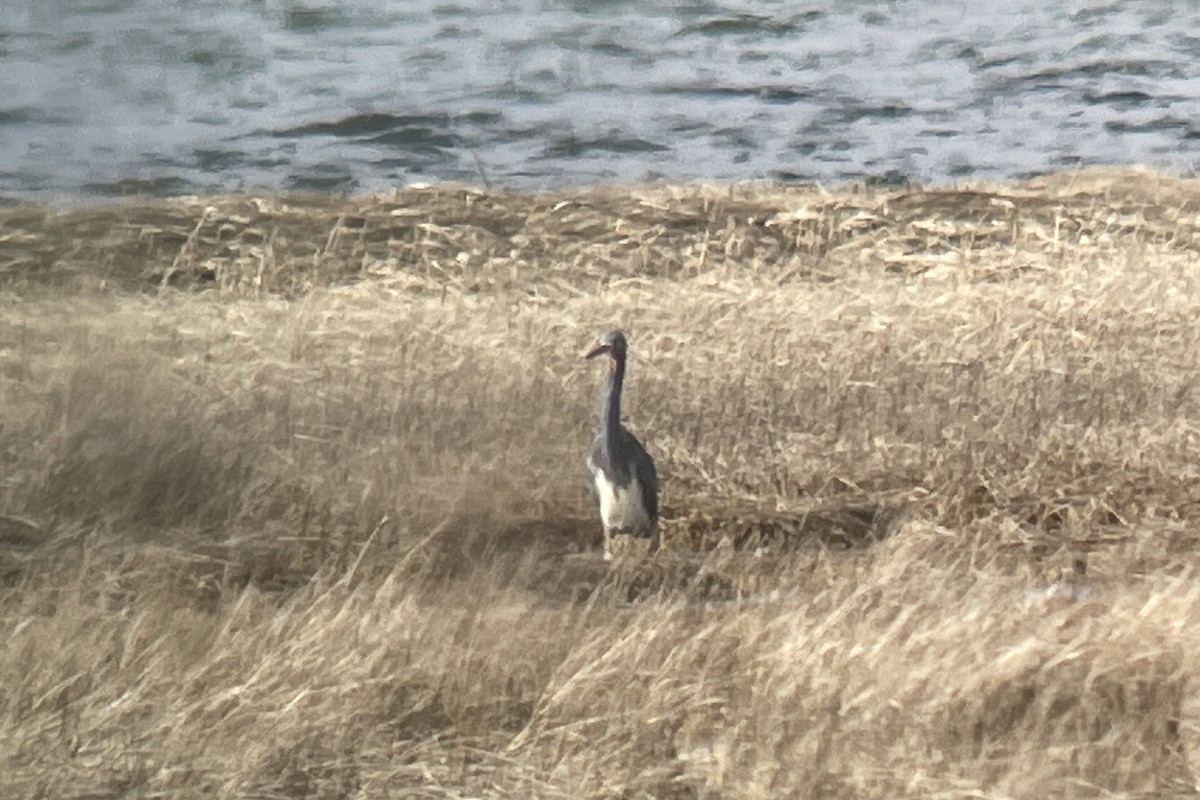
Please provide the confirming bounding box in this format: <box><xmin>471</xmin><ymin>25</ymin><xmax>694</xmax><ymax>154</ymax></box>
<box><xmin>582</xmin><ymin>329</ymin><xmax>659</xmax><ymax>560</ymax></box>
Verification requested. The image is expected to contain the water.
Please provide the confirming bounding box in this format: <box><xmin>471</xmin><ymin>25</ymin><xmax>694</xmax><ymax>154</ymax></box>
<box><xmin>3</xmin><ymin>0</ymin><xmax>1200</xmax><ymax>201</ymax></box>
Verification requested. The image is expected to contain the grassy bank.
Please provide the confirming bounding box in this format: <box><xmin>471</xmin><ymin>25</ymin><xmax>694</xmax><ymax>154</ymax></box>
<box><xmin>3</xmin><ymin>167</ymin><xmax>1200</xmax><ymax>798</ymax></box>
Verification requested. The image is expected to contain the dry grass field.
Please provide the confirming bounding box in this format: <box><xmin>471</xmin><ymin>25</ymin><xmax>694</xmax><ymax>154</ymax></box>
<box><xmin>4</xmin><ymin>167</ymin><xmax>1200</xmax><ymax>798</ymax></box>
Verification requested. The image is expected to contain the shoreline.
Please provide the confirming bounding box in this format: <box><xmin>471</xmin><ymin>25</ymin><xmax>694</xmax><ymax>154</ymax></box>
<box><xmin>3</xmin><ymin>165</ymin><xmax>1197</xmax><ymax>297</ymax></box>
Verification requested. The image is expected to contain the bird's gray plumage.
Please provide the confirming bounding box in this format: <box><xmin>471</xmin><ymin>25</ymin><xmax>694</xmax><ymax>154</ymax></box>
<box><xmin>583</xmin><ymin>329</ymin><xmax>659</xmax><ymax>559</ymax></box>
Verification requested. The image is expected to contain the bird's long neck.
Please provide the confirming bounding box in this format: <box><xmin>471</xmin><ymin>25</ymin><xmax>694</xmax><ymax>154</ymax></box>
<box><xmin>600</xmin><ymin>354</ymin><xmax>625</xmax><ymax>444</ymax></box>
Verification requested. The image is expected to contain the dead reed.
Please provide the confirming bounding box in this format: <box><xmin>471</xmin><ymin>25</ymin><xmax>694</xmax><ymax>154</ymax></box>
<box><xmin>3</xmin><ymin>167</ymin><xmax>1200</xmax><ymax>798</ymax></box>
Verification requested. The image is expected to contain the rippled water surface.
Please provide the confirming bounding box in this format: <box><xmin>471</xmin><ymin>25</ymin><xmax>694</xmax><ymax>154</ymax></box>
<box><xmin>4</xmin><ymin>0</ymin><xmax>1200</xmax><ymax>199</ymax></box>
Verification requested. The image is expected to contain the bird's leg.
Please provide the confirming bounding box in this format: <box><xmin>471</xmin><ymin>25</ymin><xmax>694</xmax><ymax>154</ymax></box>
<box><xmin>603</xmin><ymin>526</ymin><xmax>613</xmax><ymax>561</ymax></box>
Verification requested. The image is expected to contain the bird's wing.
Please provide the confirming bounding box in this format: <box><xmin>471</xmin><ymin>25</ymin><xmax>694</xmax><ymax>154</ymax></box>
<box><xmin>625</xmin><ymin>430</ymin><xmax>659</xmax><ymax>523</ymax></box>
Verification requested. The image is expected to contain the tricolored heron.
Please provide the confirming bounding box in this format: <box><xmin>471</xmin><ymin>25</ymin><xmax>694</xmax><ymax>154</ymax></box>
<box><xmin>583</xmin><ymin>329</ymin><xmax>659</xmax><ymax>559</ymax></box>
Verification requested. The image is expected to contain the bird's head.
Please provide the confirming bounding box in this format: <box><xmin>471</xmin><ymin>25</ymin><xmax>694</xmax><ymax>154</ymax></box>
<box><xmin>583</xmin><ymin>329</ymin><xmax>628</xmax><ymax>361</ymax></box>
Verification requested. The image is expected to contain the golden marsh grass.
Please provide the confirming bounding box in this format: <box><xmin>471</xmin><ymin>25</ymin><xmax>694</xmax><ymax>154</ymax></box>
<box><xmin>3</xmin><ymin>167</ymin><xmax>1200</xmax><ymax>797</ymax></box>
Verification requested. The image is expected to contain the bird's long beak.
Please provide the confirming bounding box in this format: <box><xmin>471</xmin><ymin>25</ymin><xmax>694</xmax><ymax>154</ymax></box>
<box><xmin>583</xmin><ymin>342</ymin><xmax>611</xmax><ymax>360</ymax></box>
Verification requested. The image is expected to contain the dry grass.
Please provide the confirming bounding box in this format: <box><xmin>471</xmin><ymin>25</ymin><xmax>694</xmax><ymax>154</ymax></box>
<box><xmin>4</xmin><ymin>166</ymin><xmax>1200</xmax><ymax>797</ymax></box>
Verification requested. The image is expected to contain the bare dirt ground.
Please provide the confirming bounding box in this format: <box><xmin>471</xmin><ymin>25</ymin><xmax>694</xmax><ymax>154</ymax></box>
<box><xmin>4</xmin><ymin>167</ymin><xmax>1200</xmax><ymax>798</ymax></box>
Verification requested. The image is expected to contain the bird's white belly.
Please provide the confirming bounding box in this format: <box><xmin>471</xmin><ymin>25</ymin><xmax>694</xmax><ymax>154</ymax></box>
<box><xmin>592</xmin><ymin>469</ymin><xmax>651</xmax><ymax>533</ymax></box>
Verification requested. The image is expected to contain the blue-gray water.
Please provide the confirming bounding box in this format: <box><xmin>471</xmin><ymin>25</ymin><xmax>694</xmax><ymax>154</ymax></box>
<box><xmin>4</xmin><ymin>0</ymin><xmax>1200</xmax><ymax>201</ymax></box>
